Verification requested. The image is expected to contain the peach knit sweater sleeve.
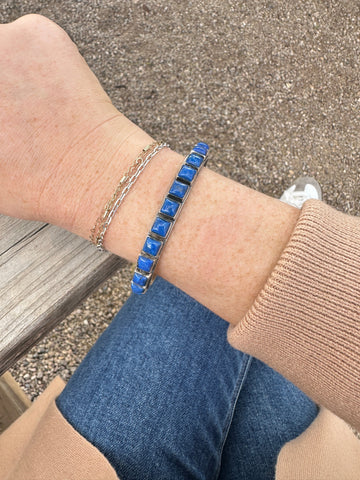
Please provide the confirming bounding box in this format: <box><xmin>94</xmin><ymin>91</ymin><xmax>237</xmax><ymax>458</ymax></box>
<box><xmin>228</xmin><ymin>200</ymin><xmax>360</xmax><ymax>432</ymax></box>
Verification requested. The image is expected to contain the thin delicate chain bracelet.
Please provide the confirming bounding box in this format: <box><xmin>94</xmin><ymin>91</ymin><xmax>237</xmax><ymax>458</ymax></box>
<box><xmin>90</xmin><ymin>141</ymin><xmax>169</xmax><ymax>251</ymax></box>
<box><xmin>131</xmin><ymin>142</ymin><xmax>209</xmax><ymax>294</ymax></box>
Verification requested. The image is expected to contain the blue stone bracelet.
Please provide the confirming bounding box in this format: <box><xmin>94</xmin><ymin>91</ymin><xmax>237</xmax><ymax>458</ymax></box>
<box><xmin>131</xmin><ymin>142</ymin><xmax>209</xmax><ymax>294</ymax></box>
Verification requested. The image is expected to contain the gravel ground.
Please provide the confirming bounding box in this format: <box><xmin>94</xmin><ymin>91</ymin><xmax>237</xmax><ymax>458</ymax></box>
<box><xmin>1</xmin><ymin>0</ymin><xmax>359</xmax><ymax>399</ymax></box>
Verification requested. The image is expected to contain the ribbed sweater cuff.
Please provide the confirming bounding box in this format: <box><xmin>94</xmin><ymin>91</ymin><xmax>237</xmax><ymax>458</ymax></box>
<box><xmin>228</xmin><ymin>200</ymin><xmax>360</xmax><ymax>431</ymax></box>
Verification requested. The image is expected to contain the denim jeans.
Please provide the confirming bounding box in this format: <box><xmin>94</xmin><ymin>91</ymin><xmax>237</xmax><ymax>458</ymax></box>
<box><xmin>56</xmin><ymin>277</ymin><xmax>318</xmax><ymax>480</ymax></box>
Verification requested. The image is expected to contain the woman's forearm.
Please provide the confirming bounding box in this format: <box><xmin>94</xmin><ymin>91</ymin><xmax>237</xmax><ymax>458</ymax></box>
<box><xmin>0</xmin><ymin>15</ymin><xmax>299</xmax><ymax>325</ymax></box>
<box><xmin>53</xmin><ymin>119</ymin><xmax>300</xmax><ymax>325</ymax></box>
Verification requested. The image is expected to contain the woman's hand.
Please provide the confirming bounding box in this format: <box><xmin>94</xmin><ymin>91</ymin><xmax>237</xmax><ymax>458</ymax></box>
<box><xmin>0</xmin><ymin>14</ymin><xmax>149</xmax><ymax>230</ymax></box>
<box><xmin>0</xmin><ymin>14</ymin><xmax>300</xmax><ymax>327</ymax></box>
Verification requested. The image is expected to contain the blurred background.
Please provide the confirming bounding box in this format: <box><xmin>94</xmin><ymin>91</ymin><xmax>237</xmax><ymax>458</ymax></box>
<box><xmin>1</xmin><ymin>0</ymin><xmax>359</xmax><ymax>400</ymax></box>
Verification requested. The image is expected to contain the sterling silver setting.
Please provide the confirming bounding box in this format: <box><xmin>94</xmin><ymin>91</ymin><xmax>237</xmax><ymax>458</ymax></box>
<box><xmin>131</xmin><ymin>143</ymin><xmax>209</xmax><ymax>294</ymax></box>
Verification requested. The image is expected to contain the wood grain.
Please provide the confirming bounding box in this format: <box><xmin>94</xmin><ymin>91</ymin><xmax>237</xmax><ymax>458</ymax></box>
<box><xmin>0</xmin><ymin>215</ymin><xmax>127</xmax><ymax>375</ymax></box>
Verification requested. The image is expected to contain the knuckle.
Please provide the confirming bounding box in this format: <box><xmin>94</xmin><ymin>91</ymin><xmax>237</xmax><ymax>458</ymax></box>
<box><xmin>12</xmin><ymin>13</ymin><xmax>53</xmax><ymax>28</ymax></box>
<box><xmin>10</xmin><ymin>14</ymin><xmax>73</xmax><ymax>46</ymax></box>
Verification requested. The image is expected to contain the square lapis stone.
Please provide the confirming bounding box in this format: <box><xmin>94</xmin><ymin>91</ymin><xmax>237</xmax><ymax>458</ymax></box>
<box><xmin>169</xmin><ymin>180</ymin><xmax>189</xmax><ymax>199</ymax></box>
<box><xmin>196</xmin><ymin>142</ymin><xmax>209</xmax><ymax>152</ymax></box>
<box><xmin>143</xmin><ymin>236</ymin><xmax>162</xmax><ymax>256</ymax></box>
<box><xmin>137</xmin><ymin>255</ymin><xmax>154</xmax><ymax>273</ymax></box>
<box><xmin>160</xmin><ymin>198</ymin><xmax>180</xmax><ymax>218</ymax></box>
<box><xmin>133</xmin><ymin>271</ymin><xmax>147</xmax><ymax>286</ymax></box>
<box><xmin>186</xmin><ymin>153</ymin><xmax>203</xmax><ymax>168</ymax></box>
<box><xmin>151</xmin><ymin>217</ymin><xmax>171</xmax><ymax>237</ymax></box>
<box><xmin>131</xmin><ymin>282</ymin><xmax>145</xmax><ymax>294</ymax></box>
<box><xmin>178</xmin><ymin>165</ymin><xmax>197</xmax><ymax>183</ymax></box>
<box><xmin>193</xmin><ymin>145</ymin><xmax>207</xmax><ymax>156</ymax></box>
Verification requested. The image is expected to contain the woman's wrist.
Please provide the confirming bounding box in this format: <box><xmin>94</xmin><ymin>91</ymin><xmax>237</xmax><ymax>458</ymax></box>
<box><xmin>0</xmin><ymin>14</ymin><xmax>299</xmax><ymax>325</ymax></box>
<box><xmin>56</xmin><ymin>121</ymin><xmax>299</xmax><ymax>325</ymax></box>
<box><xmin>39</xmin><ymin>110</ymin><xmax>155</xmax><ymax>235</ymax></box>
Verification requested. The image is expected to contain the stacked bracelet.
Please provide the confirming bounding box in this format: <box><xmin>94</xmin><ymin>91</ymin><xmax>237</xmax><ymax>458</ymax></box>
<box><xmin>131</xmin><ymin>142</ymin><xmax>209</xmax><ymax>294</ymax></box>
<box><xmin>90</xmin><ymin>141</ymin><xmax>168</xmax><ymax>251</ymax></box>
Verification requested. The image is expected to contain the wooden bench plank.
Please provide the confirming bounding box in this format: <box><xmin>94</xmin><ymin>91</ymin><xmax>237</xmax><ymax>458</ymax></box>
<box><xmin>0</xmin><ymin>216</ymin><xmax>127</xmax><ymax>375</ymax></box>
<box><xmin>0</xmin><ymin>216</ymin><xmax>46</xmax><ymax>254</ymax></box>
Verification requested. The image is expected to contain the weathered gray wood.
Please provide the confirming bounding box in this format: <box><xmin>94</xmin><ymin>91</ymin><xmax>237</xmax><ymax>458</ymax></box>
<box><xmin>0</xmin><ymin>215</ymin><xmax>127</xmax><ymax>375</ymax></box>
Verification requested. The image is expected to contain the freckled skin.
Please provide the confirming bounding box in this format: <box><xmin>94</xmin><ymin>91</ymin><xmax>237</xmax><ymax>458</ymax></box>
<box><xmin>102</xmin><ymin>149</ymin><xmax>299</xmax><ymax>325</ymax></box>
<box><xmin>0</xmin><ymin>14</ymin><xmax>300</xmax><ymax>326</ymax></box>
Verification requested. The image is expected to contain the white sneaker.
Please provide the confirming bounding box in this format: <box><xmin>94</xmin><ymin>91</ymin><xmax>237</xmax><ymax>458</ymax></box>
<box><xmin>280</xmin><ymin>176</ymin><xmax>322</xmax><ymax>209</ymax></box>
